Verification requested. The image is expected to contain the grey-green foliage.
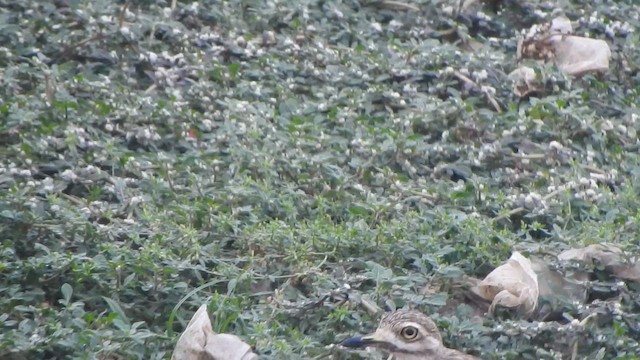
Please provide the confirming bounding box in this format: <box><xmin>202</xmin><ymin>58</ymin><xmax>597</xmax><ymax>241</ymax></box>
<box><xmin>0</xmin><ymin>0</ymin><xmax>639</xmax><ymax>359</ymax></box>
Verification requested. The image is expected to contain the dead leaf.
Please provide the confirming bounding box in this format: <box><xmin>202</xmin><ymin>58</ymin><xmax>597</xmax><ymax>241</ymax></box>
<box><xmin>423</xmin><ymin>276</ymin><xmax>488</xmax><ymax>321</ymax></box>
<box><xmin>508</xmin><ymin>66</ymin><xmax>541</xmax><ymax>97</ymax></box>
<box><xmin>551</xmin><ymin>35</ymin><xmax>611</xmax><ymax>76</ymax></box>
<box><xmin>204</xmin><ymin>334</ymin><xmax>258</xmax><ymax>360</ymax></box>
<box><xmin>171</xmin><ymin>304</ymin><xmax>258</xmax><ymax>360</ymax></box>
<box><xmin>530</xmin><ymin>257</ymin><xmax>588</xmax><ymax>320</ymax></box>
<box><xmin>558</xmin><ymin>244</ymin><xmax>640</xmax><ymax>282</ymax></box>
<box><xmin>549</xmin><ymin>16</ymin><xmax>573</xmax><ymax>35</ymax></box>
<box><xmin>473</xmin><ymin>252</ymin><xmax>539</xmax><ymax>316</ymax></box>
<box><xmin>517</xmin><ymin>16</ymin><xmax>611</xmax><ymax>76</ymax></box>
<box><xmin>517</xmin><ymin>17</ymin><xmax>566</xmax><ymax>62</ymax></box>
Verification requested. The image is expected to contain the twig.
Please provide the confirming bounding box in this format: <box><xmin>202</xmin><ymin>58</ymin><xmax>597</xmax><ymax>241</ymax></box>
<box><xmin>453</xmin><ymin>70</ymin><xmax>502</xmax><ymax>113</ymax></box>
<box><xmin>492</xmin><ymin>188</ymin><xmax>563</xmax><ymax>223</ymax></box>
<box><xmin>144</xmin><ymin>83</ymin><xmax>157</xmax><ymax>94</ymax></box>
<box><xmin>492</xmin><ymin>206</ymin><xmax>525</xmax><ymax>223</ymax></box>
<box><xmin>378</xmin><ymin>0</ymin><xmax>420</xmax><ymax>12</ymax></box>
<box><xmin>360</xmin><ymin>297</ymin><xmax>382</xmax><ymax>316</ymax></box>
<box><xmin>43</xmin><ymin>71</ymin><xmax>56</xmax><ymax>106</ymax></box>
<box><xmin>580</xmin><ymin>164</ymin><xmax>605</xmax><ymax>174</ymax></box>
<box><xmin>119</xmin><ymin>1</ymin><xmax>132</xmax><ymax>28</ymax></box>
<box><xmin>401</xmin><ymin>195</ymin><xmax>435</xmax><ymax>206</ymax></box>
<box><xmin>61</xmin><ymin>34</ymin><xmax>106</xmax><ymax>57</ymax></box>
<box><xmin>509</xmin><ymin>153</ymin><xmax>546</xmax><ymax>160</ymax></box>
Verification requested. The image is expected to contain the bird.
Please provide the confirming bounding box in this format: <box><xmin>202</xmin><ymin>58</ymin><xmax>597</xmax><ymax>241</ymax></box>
<box><xmin>339</xmin><ymin>309</ymin><xmax>479</xmax><ymax>360</ymax></box>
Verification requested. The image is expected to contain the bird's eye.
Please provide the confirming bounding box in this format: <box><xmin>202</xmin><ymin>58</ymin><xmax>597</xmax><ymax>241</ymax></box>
<box><xmin>400</xmin><ymin>326</ymin><xmax>419</xmax><ymax>340</ymax></box>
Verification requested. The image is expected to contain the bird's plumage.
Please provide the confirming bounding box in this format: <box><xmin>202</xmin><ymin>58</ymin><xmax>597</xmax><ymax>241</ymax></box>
<box><xmin>340</xmin><ymin>310</ymin><xmax>479</xmax><ymax>360</ymax></box>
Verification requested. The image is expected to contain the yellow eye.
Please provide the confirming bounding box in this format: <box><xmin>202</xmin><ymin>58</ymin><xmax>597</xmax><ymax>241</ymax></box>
<box><xmin>400</xmin><ymin>326</ymin><xmax>419</xmax><ymax>340</ymax></box>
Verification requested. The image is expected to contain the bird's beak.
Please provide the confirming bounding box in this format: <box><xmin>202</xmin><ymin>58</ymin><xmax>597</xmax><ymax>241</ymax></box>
<box><xmin>340</xmin><ymin>332</ymin><xmax>384</xmax><ymax>348</ymax></box>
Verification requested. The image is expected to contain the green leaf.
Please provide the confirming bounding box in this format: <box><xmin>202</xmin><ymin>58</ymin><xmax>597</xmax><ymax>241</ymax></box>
<box><xmin>424</xmin><ymin>293</ymin><xmax>448</xmax><ymax>306</ymax></box>
<box><xmin>437</xmin><ymin>265</ymin><xmax>465</xmax><ymax>279</ymax></box>
<box><xmin>228</xmin><ymin>63</ymin><xmax>240</xmax><ymax>78</ymax></box>
<box><xmin>227</xmin><ymin>278</ymin><xmax>237</xmax><ymax>296</ymax></box>
<box><xmin>61</xmin><ymin>283</ymin><xmax>73</xmax><ymax>305</ymax></box>
<box><xmin>365</xmin><ymin>261</ymin><xmax>393</xmax><ymax>282</ymax></box>
<box><xmin>123</xmin><ymin>273</ymin><xmax>136</xmax><ymax>287</ymax></box>
<box><xmin>348</xmin><ymin>205</ymin><xmax>370</xmax><ymax>216</ymax></box>
<box><xmin>102</xmin><ymin>297</ymin><xmax>130</xmax><ymax>326</ymax></box>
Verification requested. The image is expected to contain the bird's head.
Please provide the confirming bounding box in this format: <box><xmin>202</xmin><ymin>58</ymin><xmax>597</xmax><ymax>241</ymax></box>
<box><xmin>340</xmin><ymin>310</ymin><xmax>444</xmax><ymax>356</ymax></box>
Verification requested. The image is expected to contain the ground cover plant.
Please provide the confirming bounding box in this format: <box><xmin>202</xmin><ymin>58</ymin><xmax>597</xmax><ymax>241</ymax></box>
<box><xmin>1</xmin><ymin>0</ymin><xmax>639</xmax><ymax>359</ymax></box>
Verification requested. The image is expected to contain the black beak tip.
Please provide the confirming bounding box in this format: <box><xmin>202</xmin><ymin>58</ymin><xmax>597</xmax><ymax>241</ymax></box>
<box><xmin>340</xmin><ymin>336</ymin><xmax>365</xmax><ymax>348</ymax></box>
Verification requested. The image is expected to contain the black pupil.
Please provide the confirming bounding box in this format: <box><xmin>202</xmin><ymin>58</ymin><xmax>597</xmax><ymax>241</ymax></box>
<box><xmin>404</xmin><ymin>328</ymin><xmax>416</xmax><ymax>337</ymax></box>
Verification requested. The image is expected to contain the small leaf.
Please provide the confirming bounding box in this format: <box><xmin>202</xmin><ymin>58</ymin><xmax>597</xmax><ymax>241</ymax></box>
<box><xmin>103</xmin><ymin>297</ymin><xmax>130</xmax><ymax>326</ymax></box>
<box><xmin>228</xmin><ymin>63</ymin><xmax>240</xmax><ymax>78</ymax></box>
<box><xmin>227</xmin><ymin>279</ymin><xmax>237</xmax><ymax>296</ymax></box>
<box><xmin>424</xmin><ymin>293</ymin><xmax>448</xmax><ymax>306</ymax></box>
<box><xmin>437</xmin><ymin>265</ymin><xmax>465</xmax><ymax>279</ymax></box>
<box><xmin>348</xmin><ymin>205</ymin><xmax>370</xmax><ymax>216</ymax></box>
<box><xmin>123</xmin><ymin>273</ymin><xmax>136</xmax><ymax>287</ymax></box>
<box><xmin>113</xmin><ymin>317</ymin><xmax>130</xmax><ymax>332</ymax></box>
<box><xmin>61</xmin><ymin>283</ymin><xmax>73</xmax><ymax>305</ymax></box>
<box><xmin>365</xmin><ymin>261</ymin><xmax>393</xmax><ymax>282</ymax></box>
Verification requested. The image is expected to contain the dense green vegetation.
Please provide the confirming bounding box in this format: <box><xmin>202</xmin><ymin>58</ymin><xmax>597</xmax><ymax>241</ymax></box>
<box><xmin>1</xmin><ymin>0</ymin><xmax>639</xmax><ymax>359</ymax></box>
